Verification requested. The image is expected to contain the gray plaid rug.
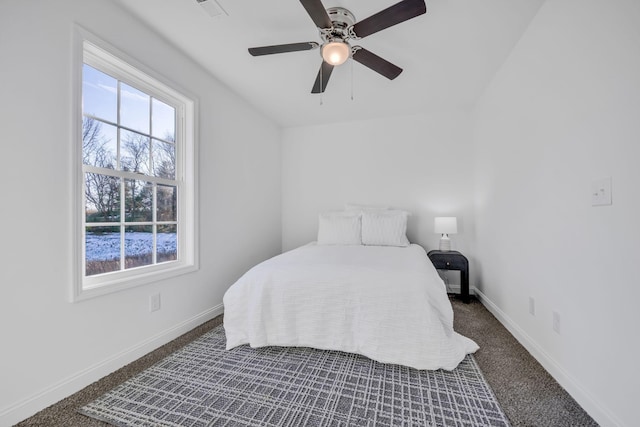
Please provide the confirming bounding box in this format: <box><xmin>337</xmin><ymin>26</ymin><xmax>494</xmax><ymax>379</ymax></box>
<box><xmin>80</xmin><ymin>325</ymin><xmax>510</xmax><ymax>426</ymax></box>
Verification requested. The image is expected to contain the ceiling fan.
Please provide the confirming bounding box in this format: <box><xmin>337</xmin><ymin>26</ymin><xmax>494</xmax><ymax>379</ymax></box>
<box><xmin>248</xmin><ymin>0</ymin><xmax>427</xmax><ymax>94</ymax></box>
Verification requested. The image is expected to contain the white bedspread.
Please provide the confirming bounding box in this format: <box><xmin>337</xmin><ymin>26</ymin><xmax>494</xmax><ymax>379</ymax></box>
<box><xmin>223</xmin><ymin>243</ymin><xmax>478</xmax><ymax>370</ymax></box>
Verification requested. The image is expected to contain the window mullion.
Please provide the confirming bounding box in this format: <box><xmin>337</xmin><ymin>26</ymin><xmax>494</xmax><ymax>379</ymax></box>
<box><xmin>82</xmin><ymin>165</ymin><xmax>176</xmax><ymax>186</ymax></box>
<box><xmin>117</xmin><ymin>80</ymin><xmax>121</xmax><ymax>171</ymax></box>
<box><xmin>120</xmin><ymin>177</ymin><xmax>125</xmax><ymax>271</ymax></box>
<box><xmin>84</xmin><ymin>113</ymin><xmax>175</xmax><ymax>144</ymax></box>
<box><xmin>117</xmin><ymin>79</ymin><xmax>125</xmax><ymax>272</ymax></box>
<box><xmin>81</xmin><ymin>171</ymin><xmax>87</xmax><ymax>278</ymax></box>
<box><xmin>152</xmin><ymin>184</ymin><xmax>157</xmax><ymax>265</ymax></box>
<box><xmin>149</xmin><ymin>97</ymin><xmax>154</xmax><ymax>176</ymax></box>
<box><xmin>149</xmin><ymin>98</ymin><xmax>157</xmax><ymax>266</ymax></box>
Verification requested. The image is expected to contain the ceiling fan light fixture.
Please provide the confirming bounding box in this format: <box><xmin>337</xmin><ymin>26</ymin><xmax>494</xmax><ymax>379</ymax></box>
<box><xmin>322</xmin><ymin>41</ymin><xmax>350</xmax><ymax>66</ymax></box>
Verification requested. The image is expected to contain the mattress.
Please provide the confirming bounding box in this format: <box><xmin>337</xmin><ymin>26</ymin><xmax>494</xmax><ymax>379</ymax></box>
<box><xmin>223</xmin><ymin>243</ymin><xmax>478</xmax><ymax>370</ymax></box>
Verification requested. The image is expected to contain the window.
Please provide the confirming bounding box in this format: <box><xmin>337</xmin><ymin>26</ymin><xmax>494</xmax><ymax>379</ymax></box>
<box><xmin>73</xmin><ymin>36</ymin><xmax>196</xmax><ymax>301</ymax></box>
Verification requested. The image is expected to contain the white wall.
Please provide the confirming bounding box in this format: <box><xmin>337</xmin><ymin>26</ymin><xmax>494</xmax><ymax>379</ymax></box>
<box><xmin>282</xmin><ymin>111</ymin><xmax>475</xmax><ymax>271</ymax></box>
<box><xmin>0</xmin><ymin>1</ymin><xmax>281</xmax><ymax>424</ymax></box>
<box><xmin>473</xmin><ymin>0</ymin><xmax>640</xmax><ymax>426</ymax></box>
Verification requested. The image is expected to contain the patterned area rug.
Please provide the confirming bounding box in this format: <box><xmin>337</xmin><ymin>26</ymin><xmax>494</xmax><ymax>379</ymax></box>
<box><xmin>80</xmin><ymin>325</ymin><xmax>510</xmax><ymax>426</ymax></box>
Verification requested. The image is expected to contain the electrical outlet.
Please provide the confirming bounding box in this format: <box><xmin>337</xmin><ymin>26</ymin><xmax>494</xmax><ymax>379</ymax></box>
<box><xmin>591</xmin><ymin>177</ymin><xmax>612</xmax><ymax>206</ymax></box>
<box><xmin>528</xmin><ymin>297</ymin><xmax>535</xmax><ymax>316</ymax></box>
<box><xmin>149</xmin><ymin>293</ymin><xmax>161</xmax><ymax>312</ymax></box>
<box><xmin>552</xmin><ymin>311</ymin><xmax>560</xmax><ymax>334</ymax></box>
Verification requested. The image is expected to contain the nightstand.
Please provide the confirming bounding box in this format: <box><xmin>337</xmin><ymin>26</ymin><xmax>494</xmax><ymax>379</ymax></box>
<box><xmin>427</xmin><ymin>250</ymin><xmax>470</xmax><ymax>303</ymax></box>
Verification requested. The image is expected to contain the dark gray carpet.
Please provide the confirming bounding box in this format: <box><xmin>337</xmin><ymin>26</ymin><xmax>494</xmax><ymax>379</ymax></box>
<box><xmin>15</xmin><ymin>298</ymin><xmax>598</xmax><ymax>427</ymax></box>
<box><xmin>79</xmin><ymin>325</ymin><xmax>510</xmax><ymax>427</ymax></box>
<box><xmin>452</xmin><ymin>298</ymin><xmax>598</xmax><ymax>427</ymax></box>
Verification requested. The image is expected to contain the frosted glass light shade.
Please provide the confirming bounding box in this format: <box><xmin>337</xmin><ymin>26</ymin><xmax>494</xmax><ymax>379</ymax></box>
<box><xmin>322</xmin><ymin>42</ymin><xmax>350</xmax><ymax>66</ymax></box>
<box><xmin>434</xmin><ymin>217</ymin><xmax>457</xmax><ymax>234</ymax></box>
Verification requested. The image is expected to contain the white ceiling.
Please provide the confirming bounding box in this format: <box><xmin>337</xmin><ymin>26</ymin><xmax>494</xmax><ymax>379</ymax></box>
<box><xmin>115</xmin><ymin>0</ymin><xmax>544</xmax><ymax>128</ymax></box>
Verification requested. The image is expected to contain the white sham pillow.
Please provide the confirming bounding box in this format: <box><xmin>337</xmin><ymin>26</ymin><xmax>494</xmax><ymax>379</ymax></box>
<box><xmin>317</xmin><ymin>211</ymin><xmax>362</xmax><ymax>245</ymax></box>
<box><xmin>361</xmin><ymin>210</ymin><xmax>410</xmax><ymax>247</ymax></box>
<box><xmin>345</xmin><ymin>203</ymin><xmax>390</xmax><ymax>212</ymax></box>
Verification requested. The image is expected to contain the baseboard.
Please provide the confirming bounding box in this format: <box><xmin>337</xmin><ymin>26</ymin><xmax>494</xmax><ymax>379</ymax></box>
<box><xmin>474</xmin><ymin>289</ymin><xmax>622</xmax><ymax>427</ymax></box>
<box><xmin>0</xmin><ymin>304</ymin><xmax>224</xmax><ymax>426</ymax></box>
<box><xmin>446</xmin><ymin>284</ymin><xmax>475</xmax><ymax>295</ymax></box>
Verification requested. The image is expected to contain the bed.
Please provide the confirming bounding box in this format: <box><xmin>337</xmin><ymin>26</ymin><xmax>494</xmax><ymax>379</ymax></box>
<box><xmin>223</xmin><ymin>211</ymin><xmax>478</xmax><ymax>371</ymax></box>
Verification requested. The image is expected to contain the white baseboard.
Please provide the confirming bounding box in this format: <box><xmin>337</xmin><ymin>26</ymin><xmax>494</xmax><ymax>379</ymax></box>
<box><xmin>446</xmin><ymin>284</ymin><xmax>475</xmax><ymax>295</ymax></box>
<box><xmin>474</xmin><ymin>289</ymin><xmax>622</xmax><ymax>427</ymax></box>
<box><xmin>0</xmin><ymin>304</ymin><xmax>224</xmax><ymax>426</ymax></box>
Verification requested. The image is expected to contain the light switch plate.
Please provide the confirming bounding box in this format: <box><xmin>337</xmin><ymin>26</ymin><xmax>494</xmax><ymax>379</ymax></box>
<box><xmin>591</xmin><ymin>177</ymin><xmax>612</xmax><ymax>206</ymax></box>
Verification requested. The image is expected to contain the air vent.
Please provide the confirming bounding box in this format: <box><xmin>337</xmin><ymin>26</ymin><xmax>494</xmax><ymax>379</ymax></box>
<box><xmin>196</xmin><ymin>0</ymin><xmax>227</xmax><ymax>17</ymax></box>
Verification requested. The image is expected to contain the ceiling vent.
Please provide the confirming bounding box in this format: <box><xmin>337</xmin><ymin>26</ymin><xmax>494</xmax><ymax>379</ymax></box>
<box><xmin>196</xmin><ymin>0</ymin><xmax>228</xmax><ymax>18</ymax></box>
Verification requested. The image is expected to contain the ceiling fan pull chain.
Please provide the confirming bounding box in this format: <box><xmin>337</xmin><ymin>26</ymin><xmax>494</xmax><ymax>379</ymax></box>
<box><xmin>320</xmin><ymin>65</ymin><xmax>324</xmax><ymax>105</ymax></box>
<box><xmin>350</xmin><ymin>58</ymin><xmax>354</xmax><ymax>101</ymax></box>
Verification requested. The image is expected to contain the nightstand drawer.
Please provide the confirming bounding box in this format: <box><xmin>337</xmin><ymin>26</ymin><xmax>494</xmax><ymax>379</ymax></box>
<box><xmin>428</xmin><ymin>255</ymin><xmax>467</xmax><ymax>270</ymax></box>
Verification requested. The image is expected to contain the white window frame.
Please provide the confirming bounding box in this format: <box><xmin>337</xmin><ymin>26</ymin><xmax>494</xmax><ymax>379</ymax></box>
<box><xmin>71</xmin><ymin>28</ymin><xmax>198</xmax><ymax>302</ymax></box>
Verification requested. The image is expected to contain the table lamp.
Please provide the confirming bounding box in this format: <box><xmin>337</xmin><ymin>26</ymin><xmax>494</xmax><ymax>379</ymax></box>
<box><xmin>434</xmin><ymin>217</ymin><xmax>457</xmax><ymax>251</ymax></box>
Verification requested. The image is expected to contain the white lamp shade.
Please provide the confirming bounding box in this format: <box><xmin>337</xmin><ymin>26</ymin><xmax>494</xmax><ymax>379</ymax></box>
<box><xmin>434</xmin><ymin>217</ymin><xmax>457</xmax><ymax>234</ymax></box>
<box><xmin>322</xmin><ymin>42</ymin><xmax>350</xmax><ymax>66</ymax></box>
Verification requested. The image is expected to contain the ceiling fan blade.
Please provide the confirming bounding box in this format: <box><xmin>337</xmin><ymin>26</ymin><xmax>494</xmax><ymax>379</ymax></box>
<box><xmin>352</xmin><ymin>46</ymin><xmax>402</xmax><ymax>80</ymax></box>
<box><xmin>351</xmin><ymin>0</ymin><xmax>426</xmax><ymax>39</ymax></box>
<box><xmin>311</xmin><ymin>61</ymin><xmax>334</xmax><ymax>93</ymax></box>
<box><xmin>300</xmin><ymin>0</ymin><xmax>333</xmax><ymax>29</ymax></box>
<box><xmin>352</xmin><ymin>47</ymin><xmax>403</xmax><ymax>80</ymax></box>
<box><xmin>248</xmin><ymin>42</ymin><xmax>319</xmax><ymax>56</ymax></box>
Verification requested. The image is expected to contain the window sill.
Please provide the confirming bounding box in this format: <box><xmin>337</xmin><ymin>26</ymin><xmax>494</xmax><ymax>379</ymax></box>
<box><xmin>71</xmin><ymin>262</ymin><xmax>198</xmax><ymax>302</ymax></box>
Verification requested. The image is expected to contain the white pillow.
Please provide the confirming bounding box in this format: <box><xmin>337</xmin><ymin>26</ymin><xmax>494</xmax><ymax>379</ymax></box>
<box><xmin>361</xmin><ymin>210</ymin><xmax>410</xmax><ymax>247</ymax></box>
<box><xmin>317</xmin><ymin>211</ymin><xmax>362</xmax><ymax>245</ymax></box>
<box><xmin>345</xmin><ymin>203</ymin><xmax>390</xmax><ymax>212</ymax></box>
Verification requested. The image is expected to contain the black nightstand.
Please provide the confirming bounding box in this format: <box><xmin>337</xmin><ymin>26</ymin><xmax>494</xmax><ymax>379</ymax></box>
<box><xmin>427</xmin><ymin>250</ymin><xmax>470</xmax><ymax>303</ymax></box>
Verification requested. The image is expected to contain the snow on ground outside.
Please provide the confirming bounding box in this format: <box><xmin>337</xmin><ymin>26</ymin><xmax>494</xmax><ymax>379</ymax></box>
<box><xmin>86</xmin><ymin>232</ymin><xmax>176</xmax><ymax>261</ymax></box>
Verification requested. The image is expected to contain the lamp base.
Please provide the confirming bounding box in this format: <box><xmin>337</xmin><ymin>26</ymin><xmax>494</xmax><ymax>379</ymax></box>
<box><xmin>439</xmin><ymin>235</ymin><xmax>451</xmax><ymax>251</ymax></box>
